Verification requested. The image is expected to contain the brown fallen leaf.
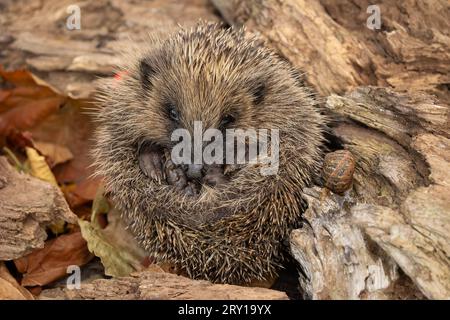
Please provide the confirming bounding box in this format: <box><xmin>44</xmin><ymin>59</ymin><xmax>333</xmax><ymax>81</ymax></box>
<box><xmin>0</xmin><ymin>67</ymin><xmax>66</xmax><ymax>136</ymax></box>
<box><xmin>0</xmin><ymin>262</ymin><xmax>34</xmax><ymax>300</ymax></box>
<box><xmin>60</xmin><ymin>183</ymin><xmax>83</xmax><ymax>208</ymax></box>
<box><xmin>65</xmin><ymin>176</ymin><xmax>103</xmax><ymax>208</ymax></box>
<box><xmin>78</xmin><ymin>190</ymin><xmax>148</xmax><ymax>278</ymax></box>
<box><xmin>0</xmin><ymin>90</ymin><xmax>11</xmax><ymax>103</ymax></box>
<box><xmin>14</xmin><ymin>232</ymin><xmax>93</xmax><ymax>287</ymax></box>
<box><xmin>6</xmin><ymin>130</ymin><xmax>34</xmax><ymax>150</ymax></box>
<box><xmin>71</xmin><ymin>204</ymin><xmax>93</xmax><ymax>220</ymax></box>
<box><xmin>0</xmin><ymin>96</ymin><xmax>65</xmax><ymax>136</ymax></box>
<box><xmin>0</xmin><ymin>68</ymin><xmax>35</xmax><ymax>87</ymax></box>
<box><xmin>30</xmin><ymin>99</ymin><xmax>97</xmax><ymax>191</ymax></box>
<box><xmin>34</xmin><ymin>141</ymin><xmax>73</xmax><ymax>168</ymax></box>
<box><xmin>27</xmin><ymin>286</ymin><xmax>43</xmax><ymax>296</ymax></box>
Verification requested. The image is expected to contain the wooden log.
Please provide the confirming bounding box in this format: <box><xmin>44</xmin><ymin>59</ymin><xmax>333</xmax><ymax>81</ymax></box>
<box><xmin>0</xmin><ymin>0</ymin><xmax>219</xmax><ymax>99</ymax></box>
<box><xmin>353</xmin><ymin>202</ymin><xmax>450</xmax><ymax>300</ymax></box>
<box><xmin>211</xmin><ymin>0</ymin><xmax>450</xmax><ymax>102</ymax></box>
<box><xmin>290</xmin><ymin>187</ymin><xmax>427</xmax><ymax>300</ymax></box>
<box><xmin>290</xmin><ymin>187</ymin><xmax>403</xmax><ymax>300</ymax></box>
<box><xmin>0</xmin><ymin>157</ymin><xmax>77</xmax><ymax>260</ymax></box>
<box><xmin>289</xmin><ymin>86</ymin><xmax>449</xmax><ymax>299</ymax></box>
<box><xmin>39</xmin><ymin>268</ymin><xmax>289</xmax><ymax>300</ymax></box>
<box><xmin>0</xmin><ymin>262</ymin><xmax>34</xmax><ymax>300</ymax></box>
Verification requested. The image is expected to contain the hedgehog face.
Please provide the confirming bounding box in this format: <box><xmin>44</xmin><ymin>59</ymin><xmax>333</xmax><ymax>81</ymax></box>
<box><xmin>98</xmin><ymin>24</ymin><xmax>318</xmax><ymax>184</ymax></box>
<box><xmin>136</xmin><ymin>53</ymin><xmax>269</xmax><ymax>150</ymax></box>
<box><xmin>131</xmin><ymin>28</ymin><xmax>305</xmax><ymax>170</ymax></box>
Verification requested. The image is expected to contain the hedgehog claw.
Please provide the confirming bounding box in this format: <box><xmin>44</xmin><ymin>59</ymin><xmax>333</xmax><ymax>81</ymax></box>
<box><xmin>165</xmin><ymin>158</ymin><xmax>189</xmax><ymax>191</ymax></box>
<box><xmin>137</xmin><ymin>142</ymin><xmax>165</xmax><ymax>184</ymax></box>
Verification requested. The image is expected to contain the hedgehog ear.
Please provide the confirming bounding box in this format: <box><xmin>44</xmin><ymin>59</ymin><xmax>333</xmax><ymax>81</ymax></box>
<box><xmin>252</xmin><ymin>81</ymin><xmax>266</xmax><ymax>105</ymax></box>
<box><xmin>139</xmin><ymin>59</ymin><xmax>156</xmax><ymax>90</ymax></box>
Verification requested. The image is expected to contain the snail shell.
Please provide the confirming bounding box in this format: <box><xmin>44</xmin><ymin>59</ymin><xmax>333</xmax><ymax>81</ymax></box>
<box><xmin>322</xmin><ymin>150</ymin><xmax>355</xmax><ymax>194</ymax></box>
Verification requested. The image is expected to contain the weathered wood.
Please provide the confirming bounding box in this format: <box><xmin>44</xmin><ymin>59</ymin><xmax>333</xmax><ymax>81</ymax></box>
<box><xmin>289</xmin><ymin>86</ymin><xmax>449</xmax><ymax>299</ymax></box>
<box><xmin>290</xmin><ymin>187</ymin><xmax>424</xmax><ymax>300</ymax></box>
<box><xmin>353</xmin><ymin>202</ymin><xmax>450</xmax><ymax>300</ymax></box>
<box><xmin>0</xmin><ymin>262</ymin><xmax>34</xmax><ymax>300</ymax></box>
<box><xmin>0</xmin><ymin>0</ymin><xmax>219</xmax><ymax>99</ymax></box>
<box><xmin>0</xmin><ymin>157</ymin><xmax>77</xmax><ymax>260</ymax></box>
<box><xmin>39</xmin><ymin>268</ymin><xmax>289</xmax><ymax>300</ymax></box>
<box><xmin>212</xmin><ymin>0</ymin><xmax>450</xmax><ymax>103</ymax></box>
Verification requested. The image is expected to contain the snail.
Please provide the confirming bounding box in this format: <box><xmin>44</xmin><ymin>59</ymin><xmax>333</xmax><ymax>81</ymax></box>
<box><xmin>322</xmin><ymin>150</ymin><xmax>355</xmax><ymax>194</ymax></box>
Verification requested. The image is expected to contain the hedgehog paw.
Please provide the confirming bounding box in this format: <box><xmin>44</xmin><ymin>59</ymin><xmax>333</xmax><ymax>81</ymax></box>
<box><xmin>203</xmin><ymin>165</ymin><xmax>228</xmax><ymax>187</ymax></box>
<box><xmin>165</xmin><ymin>158</ymin><xmax>188</xmax><ymax>190</ymax></box>
<box><xmin>138</xmin><ymin>141</ymin><xmax>166</xmax><ymax>183</ymax></box>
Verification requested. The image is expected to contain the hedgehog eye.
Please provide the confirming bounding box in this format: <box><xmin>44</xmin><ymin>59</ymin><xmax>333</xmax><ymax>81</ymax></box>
<box><xmin>167</xmin><ymin>105</ymin><xmax>179</xmax><ymax>122</ymax></box>
<box><xmin>220</xmin><ymin>114</ymin><xmax>235</xmax><ymax>127</ymax></box>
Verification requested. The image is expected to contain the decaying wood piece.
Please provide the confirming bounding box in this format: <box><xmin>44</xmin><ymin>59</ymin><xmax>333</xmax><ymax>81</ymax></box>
<box><xmin>353</xmin><ymin>202</ymin><xmax>450</xmax><ymax>300</ymax></box>
<box><xmin>39</xmin><ymin>268</ymin><xmax>288</xmax><ymax>300</ymax></box>
<box><xmin>0</xmin><ymin>0</ymin><xmax>219</xmax><ymax>99</ymax></box>
<box><xmin>0</xmin><ymin>262</ymin><xmax>34</xmax><ymax>300</ymax></box>
<box><xmin>0</xmin><ymin>157</ymin><xmax>77</xmax><ymax>260</ymax></box>
<box><xmin>290</xmin><ymin>86</ymin><xmax>449</xmax><ymax>299</ymax></box>
<box><xmin>212</xmin><ymin>0</ymin><xmax>450</xmax><ymax>102</ymax></box>
<box><xmin>290</xmin><ymin>187</ymin><xmax>422</xmax><ymax>300</ymax></box>
<box><xmin>290</xmin><ymin>189</ymin><xmax>393</xmax><ymax>300</ymax></box>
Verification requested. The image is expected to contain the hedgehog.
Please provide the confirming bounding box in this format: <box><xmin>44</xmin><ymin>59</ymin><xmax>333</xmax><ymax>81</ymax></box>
<box><xmin>93</xmin><ymin>23</ymin><xmax>326</xmax><ymax>284</ymax></box>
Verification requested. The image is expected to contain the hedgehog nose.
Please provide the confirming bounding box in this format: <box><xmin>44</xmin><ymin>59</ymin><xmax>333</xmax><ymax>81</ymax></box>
<box><xmin>186</xmin><ymin>164</ymin><xmax>203</xmax><ymax>179</ymax></box>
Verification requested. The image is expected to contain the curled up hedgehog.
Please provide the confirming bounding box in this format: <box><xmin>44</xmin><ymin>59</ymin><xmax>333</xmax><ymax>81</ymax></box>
<box><xmin>93</xmin><ymin>23</ymin><xmax>326</xmax><ymax>284</ymax></box>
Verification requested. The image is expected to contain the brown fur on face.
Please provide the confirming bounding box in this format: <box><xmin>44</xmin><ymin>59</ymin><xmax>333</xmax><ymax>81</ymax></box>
<box><xmin>93</xmin><ymin>23</ymin><xmax>327</xmax><ymax>284</ymax></box>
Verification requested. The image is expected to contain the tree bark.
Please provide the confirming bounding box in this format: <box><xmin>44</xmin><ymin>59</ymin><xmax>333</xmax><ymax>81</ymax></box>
<box><xmin>0</xmin><ymin>157</ymin><xmax>77</xmax><ymax>260</ymax></box>
<box><xmin>212</xmin><ymin>0</ymin><xmax>450</xmax><ymax>103</ymax></box>
<box><xmin>0</xmin><ymin>0</ymin><xmax>219</xmax><ymax>99</ymax></box>
<box><xmin>39</xmin><ymin>267</ymin><xmax>288</xmax><ymax>300</ymax></box>
<box><xmin>291</xmin><ymin>87</ymin><xmax>449</xmax><ymax>299</ymax></box>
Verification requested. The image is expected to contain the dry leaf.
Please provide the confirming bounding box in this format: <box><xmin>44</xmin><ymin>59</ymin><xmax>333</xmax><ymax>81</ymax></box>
<box><xmin>0</xmin><ymin>96</ymin><xmax>65</xmax><ymax>136</ymax></box>
<box><xmin>34</xmin><ymin>141</ymin><xmax>73</xmax><ymax>167</ymax></box>
<box><xmin>71</xmin><ymin>203</ymin><xmax>93</xmax><ymax>220</ymax></box>
<box><xmin>6</xmin><ymin>131</ymin><xmax>34</xmax><ymax>149</ymax></box>
<box><xmin>25</xmin><ymin>146</ymin><xmax>65</xmax><ymax>234</ymax></box>
<box><xmin>65</xmin><ymin>176</ymin><xmax>103</xmax><ymax>208</ymax></box>
<box><xmin>100</xmin><ymin>209</ymin><xmax>148</xmax><ymax>267</ymax></box>
<box><xmin>78</xmin><ymin>191</ymin><xmax>148</xmax><ymax>278</ymax></box>
<box><xmin>0</xmin><ymin>68</ymin><xmax>35</xmax><ymax>87</ymax></box>
<box><xmin>0</xmin><ymin>68</ymin><xmax>65</xmax><ymax>136</ymax></box>
<box><xmin>14</xmin><ymin>232</ymin><xmax>93</xmax><ymax>287</ymax></box>
<box><xmin>30</xmin><ymin>99</ymin><xmax>94</xmax><ymax>184</ymax></box>
<box><xmin>60</xmin><ymin>183</ymin><xmax>82</xmax><ymax>208</ymax></box>
<box><xmin>78</xmin><ymin>219</ymin><xmax>139</xmax><ymax>278</ymax></box>
<box><xmin>25</xmin><ymin>146</ymin><xmax>58</xmax><ymax>186</ymax></box>
<box><xmin>0</xmin><ymin>262</ymin><xmax>34</xmax><ymax>300</ymax></box>
<box><xmin>0</xmin><ymin>90</ymin><xmax>12</xmax><ymax>103</ymax></box>
<box><xmin>91</xmin><ymin>184</ymin><xmax>109</xmax><ymax>220</ymax></box>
